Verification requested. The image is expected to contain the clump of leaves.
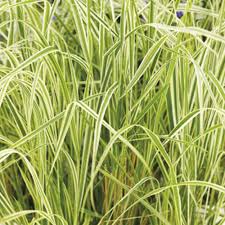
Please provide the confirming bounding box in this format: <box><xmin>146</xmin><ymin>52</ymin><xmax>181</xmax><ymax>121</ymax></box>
<box><xmin>0</xmin><ymin>0</ymin><xmax>224</xmax><ymax>225</ymax></box>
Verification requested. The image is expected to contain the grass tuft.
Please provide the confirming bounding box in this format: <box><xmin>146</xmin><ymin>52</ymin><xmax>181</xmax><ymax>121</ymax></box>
<box><xmin>0</xmin><ymin>0</ymin><xmax>224</xmax><ymax>225</ymax></box>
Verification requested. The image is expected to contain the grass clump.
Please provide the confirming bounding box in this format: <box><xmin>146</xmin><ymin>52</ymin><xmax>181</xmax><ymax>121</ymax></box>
<box><xmin>0</xmin><ymin>0</ymin><xmax>225</xmax><ymax>224</ymax></box>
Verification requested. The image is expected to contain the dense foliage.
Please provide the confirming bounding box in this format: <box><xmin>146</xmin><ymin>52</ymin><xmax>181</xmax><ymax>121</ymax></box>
<box><xmin>0</xmin><ymin>0</ymin><xmax>225</xmax><ymax>224</ymax></box>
